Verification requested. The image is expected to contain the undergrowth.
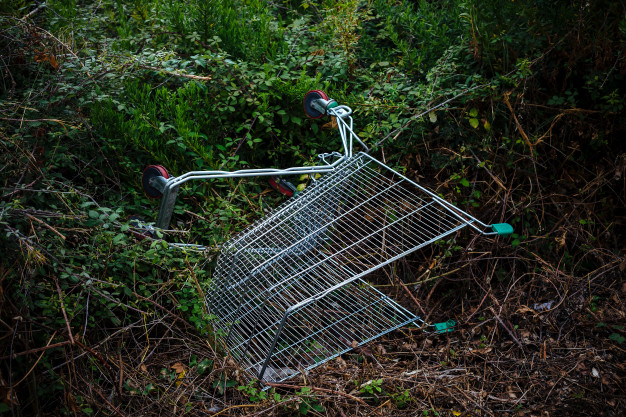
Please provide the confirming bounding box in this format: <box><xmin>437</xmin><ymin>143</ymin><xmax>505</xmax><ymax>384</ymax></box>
<box><xmin>1</xmin><ymin>0</ymin><xmax>625</xmax><ymax>415</ymax></box>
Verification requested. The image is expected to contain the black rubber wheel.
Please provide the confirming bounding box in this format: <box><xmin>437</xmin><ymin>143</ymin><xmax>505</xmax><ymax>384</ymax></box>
<box><xmin>303</xmin><ymin>90</ymin><xmax>329</xmax><ymax>119</ymax></box>
<box><xmin>142</xmin><ymin>165</ymin><xmax>169</xmax><ymax>198</ymax></box>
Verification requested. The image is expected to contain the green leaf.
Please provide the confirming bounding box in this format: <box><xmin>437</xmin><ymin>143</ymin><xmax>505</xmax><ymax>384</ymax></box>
<box><xmin>609</xmin><ymin>333</ymin><xmax>625</xmax><ymax>344</ymax></box>
<box><xmin>460</xmin><ymin>178</ymin><xmax>470</xmax><ymax>187</ymax></box>
<box><xmin>469</xmin><ymin>118</ymin><xmax>479</xmax><ymax>128</ymax></box>
<box><xmin>88</xmin><ymin>210</ymin><xmax>99</xmax><ymax>219</ymax></box>
<box><xmin>469</xmin><ymin>107</ymin><xmax>478</xmax><ymax>117</ymax></box>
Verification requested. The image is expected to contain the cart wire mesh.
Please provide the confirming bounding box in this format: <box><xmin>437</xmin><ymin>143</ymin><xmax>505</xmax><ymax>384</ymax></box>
<box><xmin>206</xmin><ymin>152</ymin><xmax>474</xmax><ymax>383</ymax></box>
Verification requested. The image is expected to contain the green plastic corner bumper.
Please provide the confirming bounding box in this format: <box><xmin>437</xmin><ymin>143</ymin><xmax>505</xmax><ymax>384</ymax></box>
<box><xmin>491</xmin><ymin>223</ymin><xmax>513</xmax><ymax>236</ymax></box>
<box><xmin>433</xmin><ymin>319</ymin><xmax>456</xmax><ymax>334</ymax></box>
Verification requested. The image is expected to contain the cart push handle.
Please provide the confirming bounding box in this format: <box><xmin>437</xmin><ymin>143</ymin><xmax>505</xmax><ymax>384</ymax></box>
<box><xmin>303</xmin><ymin>90</ymin><xmax>513</xmax><ymax>237</ymax></box>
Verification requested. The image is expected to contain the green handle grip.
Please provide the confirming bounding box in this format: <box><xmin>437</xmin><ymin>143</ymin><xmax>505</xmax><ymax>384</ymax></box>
<box><xmin>491</xmin><ymin>223</ymin><xmax>513</xmax><ymax>236</ymax></box>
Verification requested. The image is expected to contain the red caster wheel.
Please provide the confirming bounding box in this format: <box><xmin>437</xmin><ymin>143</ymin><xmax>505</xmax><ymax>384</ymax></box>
<box><xmin>269</xmin><ymin>176</ymin><xmax>298</xmax><ymax>197</ymax></box>
<box><xmin>303</xmin><ymin>90</ymin><xmax>330</xmax><ymax>119</ymax></box>
<box><xmin>142</xmin><ymin>165</ymin><xmax>169</xmax><ymax>198</ymax></box>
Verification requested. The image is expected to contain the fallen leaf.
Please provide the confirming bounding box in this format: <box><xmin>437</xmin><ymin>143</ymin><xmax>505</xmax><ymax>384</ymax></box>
<box><xmin>519</xmin><ymin>329</ymin><xmax>531</xmax><ymax>338</ymax></box>
<box><xmin>507</xmin><ymin>386</ymin><xmax>517</xmax><ymax>399</ymax></box>
<box><xmin>516</xmin><ymin>306</ymin><xmax>536</xmax><ymax>314</ymax></box>
<box><xmin>49</xmin><ymin>54</ymin><xmax>59</xmax><ymax>70</ymax></box>
<box><xmin>322</xmin><ymin>116</ymin><xmax>338</xmax><ymax>130</ymax></box>
<box><xmin>335</xmin><ymin>357</ymin><xmax>347</xmax><ymax>369</ymax></box>
<box><xmin>171</xmin><ymin>362</ymin><xmax>185</xmax><ymax>374</ymax></box>
<box><xmin>555</xmin><ymin>229</ymin><xmax>567</xmax><ymax>249</ymax></box>
<box><xmin>176</xmin><ymin>369</ymin><xmax>186</xmax><ymax>386</ymax></box>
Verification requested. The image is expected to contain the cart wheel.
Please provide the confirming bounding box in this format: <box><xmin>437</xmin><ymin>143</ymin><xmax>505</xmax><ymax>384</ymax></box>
<box><xmin>303</xmin><ymin>90</ymin><xmax>329</xmax><ymax>119</ymax></box>
<box><xmin>127</xmin><ymin>215</ymin><xmax>156</xmax><ymax>240</ymax></box>
<box><xmin>142</xmin><ymin>165</ymin><xmax>169</xmax><ymax>198</ymax></box>
<box><xmin>269</xmin><ymin>176</ymin><xmax>297</xmax><ymax>197</ymax></box>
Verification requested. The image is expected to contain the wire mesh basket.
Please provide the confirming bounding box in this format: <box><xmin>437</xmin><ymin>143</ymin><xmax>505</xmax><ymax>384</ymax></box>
<box><xmin>139</xmin><ymin>90</ymin><xmax>513</xmax><ymax>385</ymax></box>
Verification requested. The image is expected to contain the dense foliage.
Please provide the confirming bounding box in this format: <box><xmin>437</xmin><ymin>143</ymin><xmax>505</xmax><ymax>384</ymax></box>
<box><xmin>1</xmin><ymin>0</ymin><xmax>624</xmax><ymax>415</ymax></box>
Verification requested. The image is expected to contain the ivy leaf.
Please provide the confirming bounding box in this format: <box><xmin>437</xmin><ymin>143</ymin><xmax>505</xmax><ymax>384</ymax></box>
<box><xmin>197</xmin><ymin>359</ymin><xmax>213</xmax><ymax>374</ymax></box>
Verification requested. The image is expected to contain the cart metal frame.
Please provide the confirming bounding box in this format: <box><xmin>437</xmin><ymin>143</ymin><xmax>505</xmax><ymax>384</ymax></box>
<box><xmin>140</xmin><ymin>91</ymin><xmax>512</xmax><ymax>384</ymax></box>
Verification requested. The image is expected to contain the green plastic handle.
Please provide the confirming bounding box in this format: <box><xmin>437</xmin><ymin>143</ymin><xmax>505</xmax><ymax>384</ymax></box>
<box><xmin>491</xmin><ymin>223</ymin><xmax>513</xmax><ymax>236</ymax></box>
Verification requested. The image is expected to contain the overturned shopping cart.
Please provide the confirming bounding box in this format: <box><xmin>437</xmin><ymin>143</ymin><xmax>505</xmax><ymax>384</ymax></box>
<box><xmin>140</xmin><ymin>90</ymin><xmax>513</xmax><ymax>384</ymax></box>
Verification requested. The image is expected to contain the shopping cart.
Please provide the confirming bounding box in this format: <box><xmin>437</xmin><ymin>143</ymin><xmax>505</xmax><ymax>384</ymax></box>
<box><xmin>140</xmin><ymin>90</ymin><xmax>513</xmax><ymax>384</ymax></box>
